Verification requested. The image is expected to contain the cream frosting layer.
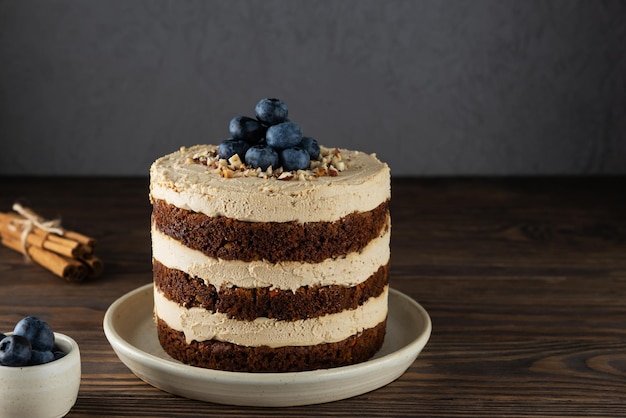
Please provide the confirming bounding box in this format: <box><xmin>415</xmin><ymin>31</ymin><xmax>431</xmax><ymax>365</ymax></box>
<box><xmin>154</xmin><ymin>286</ymin><xmax>388</xmax><ymax>347</ymax></box>
<box><xmin>149</xmin><ymin>144</ymin><xmax>390</xmax><ymax>223</ymax></box>
<box><xmin>151</xmin><ymin>220</ymin><xmax>390</xmax><ymax>291</ymax></box>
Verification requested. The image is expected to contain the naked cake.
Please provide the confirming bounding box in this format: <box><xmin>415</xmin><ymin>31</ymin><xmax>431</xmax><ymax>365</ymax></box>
<box><xmin>150</xmin><ymin>99</ymin><xmax>390</xmax><ymax>372</ymax></box>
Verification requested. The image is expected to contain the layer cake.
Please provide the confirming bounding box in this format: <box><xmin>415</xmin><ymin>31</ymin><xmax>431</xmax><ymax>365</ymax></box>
<box><xmin>150</xmin><ymin>135</ymin><xmax>390</xmax><ymax>373</ymax></box>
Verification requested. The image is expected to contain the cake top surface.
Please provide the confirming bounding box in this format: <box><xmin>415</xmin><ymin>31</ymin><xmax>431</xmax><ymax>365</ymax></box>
<box><xmin>150</xmin><ymin>144</ymin><xmax>390</xmax><ymax>223</ymax></box>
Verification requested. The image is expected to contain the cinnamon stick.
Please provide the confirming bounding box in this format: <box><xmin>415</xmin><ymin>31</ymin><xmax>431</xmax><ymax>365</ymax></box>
<box><xmin>0</xmin><ymin>212</ymin><xmax>96</xmax><ymax>257</ymax></box>
<box><xmin>82</xmin><ymin>255</ymin><xmax>104</xmax><ymax>278</ymax></box>
<box><xmin>34</xmin><ymin>228</ymin><xmax>88</xmax><ymax>257</ymax></box>
<box><xmin>0</xmin><ymin>208</ymin><xmax>102</xmax><ymax>282</ymax></box>
<box><xmin>1</xmin><ymin>222</ymin><xmax>81</xmax><ymax>259</ymax></box>
<box><xmin>1</xmin><ymin>235</ymin><xmax>88</xmax><ymax>282</ymax></box>
<box><xmin>64</xmin><ymin>230</ymin><xmax>96</xmax><ymax>249</ymax></box>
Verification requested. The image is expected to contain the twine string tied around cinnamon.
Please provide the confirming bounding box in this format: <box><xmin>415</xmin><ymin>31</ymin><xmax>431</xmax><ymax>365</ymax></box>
<box><xmin>9</xmin><ymin>203</ymin><xmax>64</xmax><ymax>261</ymax></box>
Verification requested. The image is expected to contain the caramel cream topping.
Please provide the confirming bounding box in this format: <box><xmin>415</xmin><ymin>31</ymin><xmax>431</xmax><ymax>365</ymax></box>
<box><xmin>149</xmin><ymin>144</ymin><xmax>390</xmax><ymax>223</ymax></box>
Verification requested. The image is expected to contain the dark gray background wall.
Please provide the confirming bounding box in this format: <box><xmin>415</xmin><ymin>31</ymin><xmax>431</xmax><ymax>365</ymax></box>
<box><xmin>1</xmin><ymin>0</ymin><xmax>625</xmax><ymax>176</ymax></box>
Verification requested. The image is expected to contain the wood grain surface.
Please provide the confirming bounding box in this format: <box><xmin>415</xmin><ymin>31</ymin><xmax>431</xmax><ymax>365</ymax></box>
<box><xmin>0</xmin><ymin>176</ymin><xmax>625</xmax><ymax>417</ymax></box>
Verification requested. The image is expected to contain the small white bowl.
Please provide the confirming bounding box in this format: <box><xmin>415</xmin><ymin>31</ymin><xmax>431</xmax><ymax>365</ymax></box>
<box><xmin>0</xmin><ymin>333</ymin><xmax>81</xmax><ymax>418</ymax></box>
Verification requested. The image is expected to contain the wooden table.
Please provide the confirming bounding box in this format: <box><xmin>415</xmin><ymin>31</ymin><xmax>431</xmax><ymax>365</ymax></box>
<box><xmin>1</xmin><ymin>177</ymin><xmax>625</xmax><ymax>417</ymax></box>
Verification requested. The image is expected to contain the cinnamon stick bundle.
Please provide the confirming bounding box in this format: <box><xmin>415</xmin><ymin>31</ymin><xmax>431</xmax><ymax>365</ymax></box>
<box><xmin>0</xmin><ymin>206</ymin><xmax>103</xmax><ymax>282</ymax></box>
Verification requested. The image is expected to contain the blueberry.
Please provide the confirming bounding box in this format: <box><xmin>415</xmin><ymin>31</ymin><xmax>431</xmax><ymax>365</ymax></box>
<box><xmin>13</xmin><ymin>316</ymin><xmax>55</xmax><ymax>352</ymax></box>
<box><xmin>28</xmin><ymin>350</ymin><xmax>55</xmax><ymax>366</ymax></box>
<box><xmin>255</xmin><ymin>98</ymin><xmax>288</xmax><ymax>125</ymax></box>
<box><xmin>229</xmin><ymin>116</ymin><xmax>266</xmax><ymax>144</ymax></box>
<box><xmin>0</xmin><ymin>333</ymin><xmax>5</xmax><ymax>341</ymax></box>
<box><xmin>218</xmin><ymin>139</ymin><xmax>251</xmax><ymax>162</ymax></box>
<box><xmin>245</xmin><ymin>145</ymin><xmax>280</xmax><ymax>171</ymax></box>
<box><xmin>0</xmin><ymin>335</ymin><xmax>32</xmax><ymax>366</ymax></box>
<box><xmin>298</xmin><ymin>136</ymin><xmax>320</xmax><ymax>160</ymax></box>
<box><xmin>53</xmin><ymin>350</ymin><xmax>66</xmax><ymax>361</ymax></box>
<box><xmin>280</xmin><ymin>147</ymin><xmax>310</xmax><ymax>171</ymax></box>
<box><xmin>266</xmin><ymin>121</ymin><xmax>302</xmax><ymax>150</ymax></box>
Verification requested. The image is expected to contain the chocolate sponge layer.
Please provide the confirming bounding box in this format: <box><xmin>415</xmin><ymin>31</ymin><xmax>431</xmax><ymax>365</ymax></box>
<box><xmin>153</xmin><ymin>260</ymin><xmax>388</xmax><ymax>321</ymax></box>
<box><xmin>152</xmin><ymin>199</ymin><xmax>389</xmax><ymax>263</ymax></box>
<box><xmin>156</xmin><ymin>317</ymin><xmax>386</xmax><ymax>373</ymax></box>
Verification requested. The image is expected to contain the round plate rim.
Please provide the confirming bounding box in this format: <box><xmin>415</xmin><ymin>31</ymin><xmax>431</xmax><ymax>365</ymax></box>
<box><xmin>103</xmin><ymin>283</ymin><xmax>431</xmax><ymax>406</ymax></box>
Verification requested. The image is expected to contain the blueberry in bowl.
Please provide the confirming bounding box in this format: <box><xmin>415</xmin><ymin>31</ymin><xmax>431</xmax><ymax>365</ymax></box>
<box><xmin>0</xmin><ymin>335</ymin><xmax>33</xmax><ymax>367</ymax></box>
<box><xmin>0</xmin><ymin>317</ymin><xmax>81</xmax><ymax>418</ymax></box>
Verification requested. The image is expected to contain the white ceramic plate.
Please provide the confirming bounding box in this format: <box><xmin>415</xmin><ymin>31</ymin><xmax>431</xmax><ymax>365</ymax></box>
<box><xmin>103</xmin><ymin>283</ymin><xmax>431</xmax><ymax>407</ymax></box>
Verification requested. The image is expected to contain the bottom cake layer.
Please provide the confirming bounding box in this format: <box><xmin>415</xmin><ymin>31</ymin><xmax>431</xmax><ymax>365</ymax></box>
<box><xmin>156</xmin><ymin>317</ymin><xmax>387</xmax><ymax>373</ymax></box>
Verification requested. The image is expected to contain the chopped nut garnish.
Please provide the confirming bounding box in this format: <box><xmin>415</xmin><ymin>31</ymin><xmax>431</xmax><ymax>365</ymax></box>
<box><xmin>228</xmin><ymin>154</ymin><xmax>244</xmax><ymax>169</ymax></box>
<box><xmin>278</xmin><ymin>172</ymin><xmax>294</xmax><ymax>181</ymax></box>
<box><xmin>191</xmin><ymin>145</ymin><xmax>349</xmax><ymax>181</ymax></box>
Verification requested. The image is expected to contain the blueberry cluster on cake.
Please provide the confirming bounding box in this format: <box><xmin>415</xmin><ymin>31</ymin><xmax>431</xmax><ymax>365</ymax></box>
<box><xmin>150</xmin><ymin>99</ymin><xmax>390</xmax><ymax>372</ymax></box>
